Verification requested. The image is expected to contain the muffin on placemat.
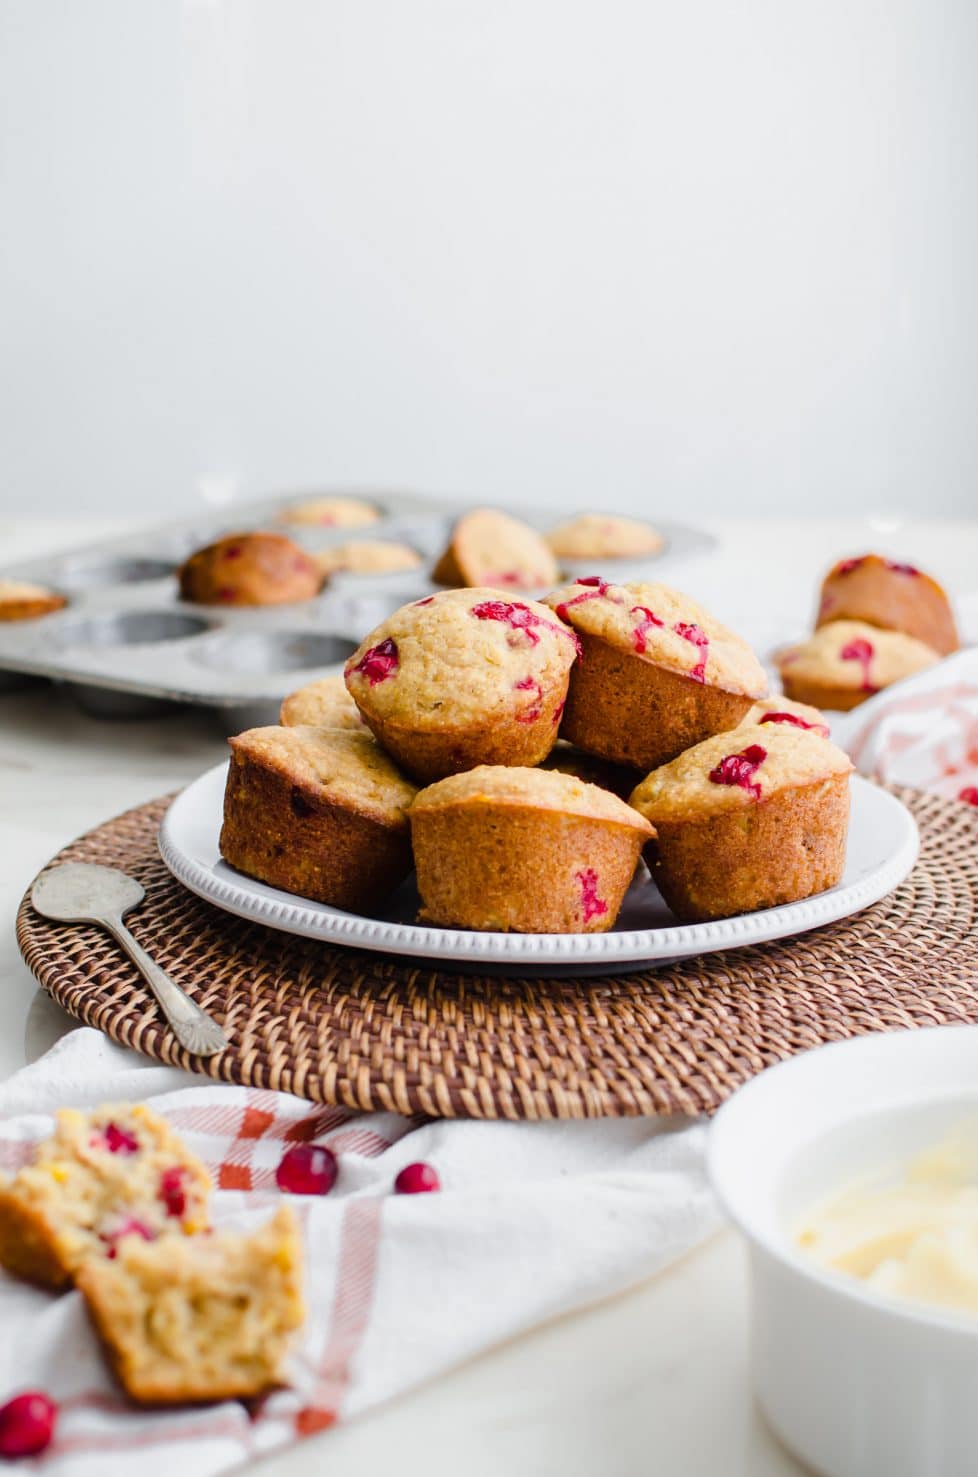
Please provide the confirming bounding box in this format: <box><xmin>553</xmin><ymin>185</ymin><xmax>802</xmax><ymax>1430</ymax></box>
<box><xmin>279</xmin><ymin>674</ymin><xmax>363</xmax><ymax>729</ymax></box>
<box><xmin>432</xmin><ymin>509</ymin><xmax>560</xmax><ymax>590</ymax></box>
<box><xmin>343</xmin><ymin>587</ymin><xmax>580</xmax><ymax>782</ymax></box>
<box><xmin>817</xmin><ymin>553</ymin><xmax>959</xmax><ymax>656</ymax></box>
<box><xmin>740</xmin><ymin>694</ymin><xmax>830</xmax><ymax>738</ymax></box>
<box><xmin>542</xmin><ymin>578</ymin><xmax>767</xmax><ymax>770</ymax></box>
<box><xmin>0</xmin><ymin>1104</ymin><xmax>211</xmax><ymax>1290</ymax></box>
<box><xmin>278</xmin><ymin>495</ymin><xmax>380</xmax><ymax>528</ymax></box>
<box><xmin>178</xmin><ymin>531</ymin><xmax>321</xmax><ymax>606</ymax></box>
<box><xmin>0</xmin><ymin>579</ymin><xmax>67</xmax><ymax>621</ymax></box>
<box><xmin>221</xmin><ymin>726</ymin><xmax>417</xmax><ymax>909</ymax></box>
<box><xmin>410</xmin><ymin>765</ymin><xmax>653</xmax><ymax>933</ymax></box>
<box><xmin>629</xmin><ymin>723</ymin><xmax>853</xmax><ymax>923</ymax></box>
<box><xmin>546</xmin><ymin>514</ymin><xmax>664</xmax><ymax>560</ymax></box>
<box><xmin>316</xmin><ymin>540</ymin><xmax>423</xmax><ymax>578</ymax></box>
<box><xmin>778</xmin><ymin>620</ymin><xmax>939</xmax><ymax>712</ymax></box>
<box><xmin>77</xmin><ymin>1206</ymin><xmax>304</xmax><ymax>1405</ymax></box>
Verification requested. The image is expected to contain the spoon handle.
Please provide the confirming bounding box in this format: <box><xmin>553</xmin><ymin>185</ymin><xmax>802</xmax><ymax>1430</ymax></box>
<box><xmin>103</xmin><ymin>916</ymin><xmax>228</xmax><ymax>1058</ymax></box>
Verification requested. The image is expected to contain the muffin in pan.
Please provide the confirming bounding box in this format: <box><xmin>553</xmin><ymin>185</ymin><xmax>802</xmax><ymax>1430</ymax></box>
<box><xmin>816</xmin><ymin>553</ymin><xmax>959</xmax><ymax>656</ymax></box>
<box><xmin>542</xmin><ymin>578</ymin><xmax>767</xmax><ymax>770</ymax></box>
<box><xmin>178</xmin><ymin>531</ymin><xmax>321</xmax><ymax>607</ymax></box>
<box><xmin>279</xmin><ymin>674</ymin><xmax>363</xmax><ymax>729</ymax></box>
<box><xmin>409</xmin><ymin>765</ymin><xmax>653</xmax><ymax>933</ymax></box>
<box><xmin>0</xmin><ymin>579</ymin><xmax>67</xmax><ymax>621</ymax></box>
<box><xmin>220</xmin><ymin>725</ymin><xmax>417</xmax><ymax>910</ymax></box>
<box><xmin>432</xmin><ymin>509</ymin><xmax>560</xmax><ymax>591</ymax></box>
<box><xmin>629</xmin><ymin>723</ymin><xmax>853</xmax><ymax>923</ymax></box>
<box><xmin>316</xmin><ymin>540</ymin><xmax>423</xmax><ymax>578</ymax></box>
<box><xmin>278</xmin><ymin>495</ymin><xmax>380</xmax><ymax>528</ymax></box>
<box><xmin>343</xmin><ymin>588</ymin><xmax>580</xmax><ymax>783</ymax></box>
<box><xmin>777</xmin><ymin>620</ymin><xmax>940</xmax><ymax>712</ymax></box>
<box><xmin>545</xmin><ymin>513</ymin><xmax>664</xmax><ymax>560</ymax></box>
<box><xmin>740</xmin><ymin>694</ymin><xmax>830</xmax><ymax>738</ymax></box>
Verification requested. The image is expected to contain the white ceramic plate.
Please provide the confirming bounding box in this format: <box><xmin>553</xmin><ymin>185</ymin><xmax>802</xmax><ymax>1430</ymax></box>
<box><xmin>158</xmin><ymin>765</ymin><xmax>918</xmax><ymax>976</ymax></box>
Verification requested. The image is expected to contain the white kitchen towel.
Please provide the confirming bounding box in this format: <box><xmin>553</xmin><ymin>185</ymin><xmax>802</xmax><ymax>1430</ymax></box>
<box><xmin>0</xmin><ymin>1028</ymin><xmax>717</xmax><ymax>1475</ymax></box>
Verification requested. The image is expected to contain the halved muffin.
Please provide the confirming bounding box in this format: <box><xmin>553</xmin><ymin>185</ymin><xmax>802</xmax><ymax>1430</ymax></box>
<box><xmin>432</xmin><ymin>509</ymin><xmax>559</xmax><ymax>590</ymax></box>
<box><xmin>409</xmin><ymin>765</ymin><xmax>653</xmax><ymax>933</ymax></box>
<box><xmin>279</xmin><ymin>674</ymin><xmax>363</xmax><ymax>729</ymax></box>
<box><xmin>629</xmin><ymin>724</ymin><xmax>853</xmax><ymax>923</ymax></box>
<box><xmin>542</xmin><ymin>578</ymin><xmax>767</xmax><ymax>770</ymax></box>
<box><xmin>777</xmin><ymin>620</ymin><xmax>939</xmax><ymax>712</ymax></box>
<box><xmin>816</xmin><ymin>554</ymin><xmax>958</xmax><ymax>656</ymax></box>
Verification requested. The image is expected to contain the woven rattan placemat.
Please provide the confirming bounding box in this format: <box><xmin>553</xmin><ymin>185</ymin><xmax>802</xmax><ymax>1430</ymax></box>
<box><xmin>15</xmin><ymin>786</ymin><xmax>978</xmax><ymax>1119</ymax></box>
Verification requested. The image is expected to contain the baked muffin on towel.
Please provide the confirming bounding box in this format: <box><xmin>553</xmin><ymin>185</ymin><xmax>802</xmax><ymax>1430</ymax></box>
<box><xmin>777</xmin><ymin>620</ymin><xmax>939</xmax><ymax>712</ymax></box>
<box><xmin>78</xmin><ymin>1206</ymin><xmax>304</xmax><ymax>1405</ymax></box>
<box><xmin>432</xmin><ymin>509</ymin><xmax>559</xmax><ymax>591</ymax></box>
<box><xmin>343</xmin><ymin>588</ymin><xmax>580</xmax><ymax>782</ymax></box>
<box><xmin>0</xmin><ymin>579</ymin><xmax>67</xmax><ymax>621</ymax></box>
<box><xmin>542</xmin><ymin>578</ymin><xmax>767</xmax><ymax>770</ymax></box>
<box><xmin>316</xmin><ymin>540</ymin><xmax>423</xmax><ymax>578</ymax></box>
<box><xmin>279</xmin><ymin>674</ymin><xmax>363</xmax><ymax>729</ymax></box>
<box><xmin>740</xmin><ymin>694</ymin><xmax>830</xmax><ymax>738</ymax></box>
<box><xmin>278</xmin><ymin>495</ymin><xmax>380</xmax><ymax>528</ymax></box>
<box><xmin>178</xmin><ymin>531</ymin><xmax>321</xmax><ymax>606</ymax></box>
<box><xmin>629</xmin><ymin>724</ymin><xmax>853</xmax><ymax>923</ymax></box>
<box><xmin>816</xmin><ymin>554</ymin><xmax>958</xmax><ymax>656</ymax></box>
<box><xmin>0</xmin><ymin>1104</ymin><xmax>211</xmax><ymax>1290</ymax></box>
<box><xmin>545</xmin><ymin>514</ymin><xmax>663</xmax><ymax>560</ymax></box>
<box><xmin>221</xmin><ymin>726</ymin><xmax>417</xmax><ymax>909</ymax></box>
<box><xmin>409</xmin><ymin>765</ymin><xmax>653</xmax><ymax>933</ymax></box>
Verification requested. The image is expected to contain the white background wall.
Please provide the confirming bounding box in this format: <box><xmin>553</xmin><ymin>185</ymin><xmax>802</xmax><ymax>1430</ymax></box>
<box><xmin>1</xmin><ymin>0</ymin><xmax>976</xmax><ymax>521</ymax></box>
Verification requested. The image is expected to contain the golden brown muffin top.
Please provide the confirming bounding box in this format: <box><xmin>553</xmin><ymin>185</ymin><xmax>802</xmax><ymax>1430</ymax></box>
<box><xmin>543</xmin><ymin>579</ymin><xmax>767</xmax><ymax>697</ymax></box>
<box><xmin>545</xmin><ymin>514</ymin><xmax>664</xmax><ymax>559</ymax></box>
<box><xmin>741</xmin><ymin>695</ymin><xmax>830</xmax><ymax>738</ymax></box>
<box><xmin>229</xmin><ymin>726</ymin><xmax>416</xmax><ymax>826</ymax></box>
<box><xmin>278</xmin><ymin>496</ymin><xmax>380</xmax><ymax>528</ymax></box>
<box><xmin>316</xmin><ymin>541</ymin><xmax>422</xmax><ymax>577</ymax></box>
<box><xmin>411</xmin><ymin>764</ymin><xmax>654</xmax><ymax>834</ymax></box>
<box><xmin>279</xmin><ymin>675</ymin><xmax>364</xmax><ymax>729</ymax></box>
<box><xmin>344</xmin><ymin>587</ymin><xmax>580</xmax><ymax>730</ymax></box>
<box><xmin>777</xmin><ymin>620</ymin><xmax>939</xmax><ymax>692</ymax></box>
<box><xmin>178</xmin><ymin>531</ymin><xmax>321</xmax><ymax>607</ymax></box>
<box><xmin>442</xmin><ymin>508</ymin><xmax>560</xmax><ymax>589</ymax></box>
<box><xmin>629</xmin><ymin>723</ymin><xmax>853</xmax><ymax>823</ymax></box>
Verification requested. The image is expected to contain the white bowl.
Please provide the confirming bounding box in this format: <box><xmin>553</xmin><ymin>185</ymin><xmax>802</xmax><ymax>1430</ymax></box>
<box><xmin>709</xmin><ymin>1026</ymin><xmax>978</xmax><ymax>1477</ymax></box>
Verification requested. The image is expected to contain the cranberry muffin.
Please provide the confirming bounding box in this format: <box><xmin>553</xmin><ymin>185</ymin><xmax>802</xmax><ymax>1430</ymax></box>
<box><xmin>740</xmin><ymin>695</ymin><xmax>830</xmax><ymax>738</ymax></box>
<box><xmin>777</xmin><ymin>620</ymin><xmax>939</xmax><ymax>712</ymax></box>
<box><xmin>343</xmin><ymin>588</ymin><xmax>580</xmax><ymax>782</ymax></box>
<box><xmin>0</xmin><ymin>1104</ymin><xmax>211</xmax><ymax>1291</ymax></box>
<box><xmin>432</xmin><ymin>509</ymin><xmax>560</xmax><ymax>590</ymax></box>
<box><xmin>629</xmin><ymin>724</ymin><xmax>853</xmax><ymax>922</ymax></box>
<box><xmin>316</xmin><ymin>540</ymin><xmax>423</xmax><ymax>578</ymax></box>
<box><xmin>816</xmin><ymin>554</ymin><xmax>958</xmax><ymax>656</ymax></box>
<box><xmin>0</xmin><ymin>579</ymin><xmax>67</xmax><ymax>621</ymax></box>
<box><xmin>78</xmin><ymin>1206</ymin><xmax>304</xmax><ymax>1405</ymax></box>
<box><xmin>221</xmin><ymin>726</ymin><xmax>417</xmax><ymax>909</ymax></box>
<box><xmin>278</xmin><ymin>495</ymin><xmax>380</xmax><ymax>528</ymax></box>
<box><xmin>542</xmin><ymin>578</ymin><xmax>767</xmax><ymax>770</ymax></box>
<box><xmin>546</xmin><ymin>514</ymin><xmax>664</xmax><ymax>560</ymax></box>
<box><xmin>178</xmin><ymin>532</ymin><xmax>321</xmax><ymax>606</ymax></box>
<box><xmin>410</xmin><ymin>766</ymin><xmax>653</xmax><ymax>933</ymax></box>
<box><xmin>279</xmin><ymin>674</ymin><xmax>363</xmax><ymax>729</ymax></box>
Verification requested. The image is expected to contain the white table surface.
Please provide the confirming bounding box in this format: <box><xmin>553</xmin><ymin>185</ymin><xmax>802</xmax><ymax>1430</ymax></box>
<box><xmin>2</xmin><ymin>513</ymin><xmax>977</xmax><ymax>1477</ymax></box>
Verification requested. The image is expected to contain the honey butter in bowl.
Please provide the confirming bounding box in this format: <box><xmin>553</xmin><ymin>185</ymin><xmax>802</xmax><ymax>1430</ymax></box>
<box><xmin>708</xmin><ymin>1026</ymin><xmax>978</xmax><ymax>1477</ymax></box>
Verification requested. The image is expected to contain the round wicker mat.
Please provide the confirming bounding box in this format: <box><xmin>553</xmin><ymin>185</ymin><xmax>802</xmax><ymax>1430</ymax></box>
<box><xmin>15</xmin><ymin>786</ymin><xmax>978</xmax><ymax>1120</ymax></box>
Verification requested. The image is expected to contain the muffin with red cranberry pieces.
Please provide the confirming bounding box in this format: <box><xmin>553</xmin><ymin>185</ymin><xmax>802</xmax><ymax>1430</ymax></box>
<box><xmin>221</xmin><ymin>725</ymin><xmax>417</xmax><ymax>909</ymax></box>
<box><xmin>278</xmin><ymin>495</ymin><xmax>381</xmax><ymax>529</ymax></box>
<box><xmin>316</xmin><ymin>540</ymin><xmax>423</xmax><ymax>579</ymax></box>
<box><xmin>546</xmin><ymin>514</ymin><xmax>664</xmax><ymax>560</ymax></box>
<box><xmin>178</xmin><ymin>531</ymin><xmax>321</xmax><ymax>606</ymax></box>
<box><xmin>0</xmin><ymin>579</ymin><xmax>67</xmax><ymax>621</ymax></box>
<box><xmin>740</xmin><ymin>695</ymin><xmax>830</xmax><ymax>738</ymax></box>
<box><xmin>432</xmin><ymin>509</ymin><xmax>560</xmax><ymax>590</ymax></box>
<box><xmin>777</xmin><ymin>620</ymin><xmax>939</xmax><ymax>712</ymax></box>
<box><xmin>279</xmin><ymin>674</ymin><xmax>363</xmax><ymax>729</ymax></box>
<box><xmin>410</xmin><ymin>766</ymin><xmax>653</xmax><ymax>933</ymax></box>
<box><xmin>816</xmin><ymin>554</ymin><xmax>958</xmax><ymax>656</ymax></box>
<box><xmin>343</xmin><ymin>588</ymin><xmax>580</xmax><ymax>782</ymax></box>
<box><xmin>629</xmin><ymin>724</ymin><xmax>853</xmax><ymax>923</ymax></box>
<box><xmin>542</xmin><ymin>578</ymin><xmax>767</xmax><ymax>770</ymax></box>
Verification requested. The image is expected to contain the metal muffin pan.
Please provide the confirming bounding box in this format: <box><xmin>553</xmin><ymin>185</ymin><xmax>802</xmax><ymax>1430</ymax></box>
<box><xmin>0</xmin><ymin>492</ymin><xmax>716</xmax><ymax>728</ymax></box>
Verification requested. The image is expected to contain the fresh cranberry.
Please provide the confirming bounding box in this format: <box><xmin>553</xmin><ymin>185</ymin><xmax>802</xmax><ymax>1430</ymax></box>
<box><xmin>708</xmin><ymin>744</ymin><xmax>768</xmax><ymax>800</ymax></box>
<box><xmin>276</xmin><ymin>1144</ymin><xmax>339</xmax><ymax>1196</ymax></box>
<box><xmin>514</xmin><ymin>676</ymin><xmax>543</xmax><ymax>722</ymax></box>
<box><xmin>758</xmin><ymin>711</ymin><xmax>830</xmax><ymax>738</ymax></box>
<box><xmin>0</xmin><ymin>1393</ymin><xmax>58</xmax><ymax>1458</ymax></box>
<box><xmin>394</xmin><ymin>1162</ymin><xmax>440</xmax><ymax>1194</ymax></box>
<box><xmin>348</xmin><ymin>637</ymin><xmax>399</xmax><ymax>685</ymax></box>
<box><xmin>674</xmin><ymin>621</ymin><xmax>709</xmax><ymax>683</ymax></box>
<box><xmin>887</xmin><ymin>561</ymin><xmax>920</xmax><ymax>577</ymax></box>
<box><xmin>575</xmin><ymin>867</ymin><xmax>608</xmax><ymax>924</ymax></box>
<box><xmin>840</xmin><ymin>637</ymin><xmax>876</xmax><ymax>691</ymax></box>
<box><xmin>835</xmin><ymin>556</ymin><xmax>866</xmax><ymax>576</ymax></box>
<box><xmin>959</xmin><ymin>786</ymin><xmax>978</xmax><ymax>806</ymax></box>
<box><xmin>102</xmin><ymin>1217</ymin><xmax>155</xmax><ymax>1258</ymax></box>
<box><xmin>630</xmin><ymin>604</ymin><xmax>664</xmax><ymax>654</ymax></box>
<box><xmin>95</xmin><ymin>1122</ymin><xmax>140</xmax><ymax>1155</ymax></box>
<box><xmin>159</xmin><ymin>1167</ymin><xmax>188</xmax><ymax>1218</ymax></box>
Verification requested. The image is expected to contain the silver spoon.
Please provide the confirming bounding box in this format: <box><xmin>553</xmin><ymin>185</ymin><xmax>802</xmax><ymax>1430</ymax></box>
<box><xmin>31</xmin><ymin>863</ymin><xmax>228</xmax><ymax>1058</ymax></box>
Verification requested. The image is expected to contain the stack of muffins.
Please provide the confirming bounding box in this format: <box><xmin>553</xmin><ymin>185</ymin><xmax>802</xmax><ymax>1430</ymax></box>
<box><xmin>218</xmin><ymin>558</ymin><xmax>909</xmax><ymax>930</ymax></box>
